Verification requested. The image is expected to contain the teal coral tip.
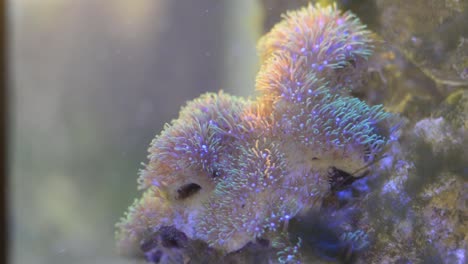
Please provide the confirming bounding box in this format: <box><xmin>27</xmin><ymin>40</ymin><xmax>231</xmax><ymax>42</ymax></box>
<box><xmin>256</xmin><ymin>3</ymin><xmax>374</xmax><ymax>106</ymax></box>
<box><xmin>137</xmin><ymin>91</ymin><xmax>249</xmax><ymax>190</ymax></box>
<box><xmin>257</xmin><ymin>4</ymin><xmax>373</xmax><ymax>64</ymax></box>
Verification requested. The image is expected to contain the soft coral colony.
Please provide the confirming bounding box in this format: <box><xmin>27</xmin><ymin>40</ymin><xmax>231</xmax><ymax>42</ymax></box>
<box><xmin>116</xmin><ymin>4</ymin><xmax>397</xmax><ymax>263</ymax></box>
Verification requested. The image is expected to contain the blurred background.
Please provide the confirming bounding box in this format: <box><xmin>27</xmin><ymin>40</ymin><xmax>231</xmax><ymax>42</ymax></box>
<box><xmin>10</xmin><ymin>1</ymin><xmax>261</xmax><ymax>263</ymax></box>
<box><xmin>9</xmin><ymin>0</ymin><xmax>467</xmax><ymax>263</ymax></box>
